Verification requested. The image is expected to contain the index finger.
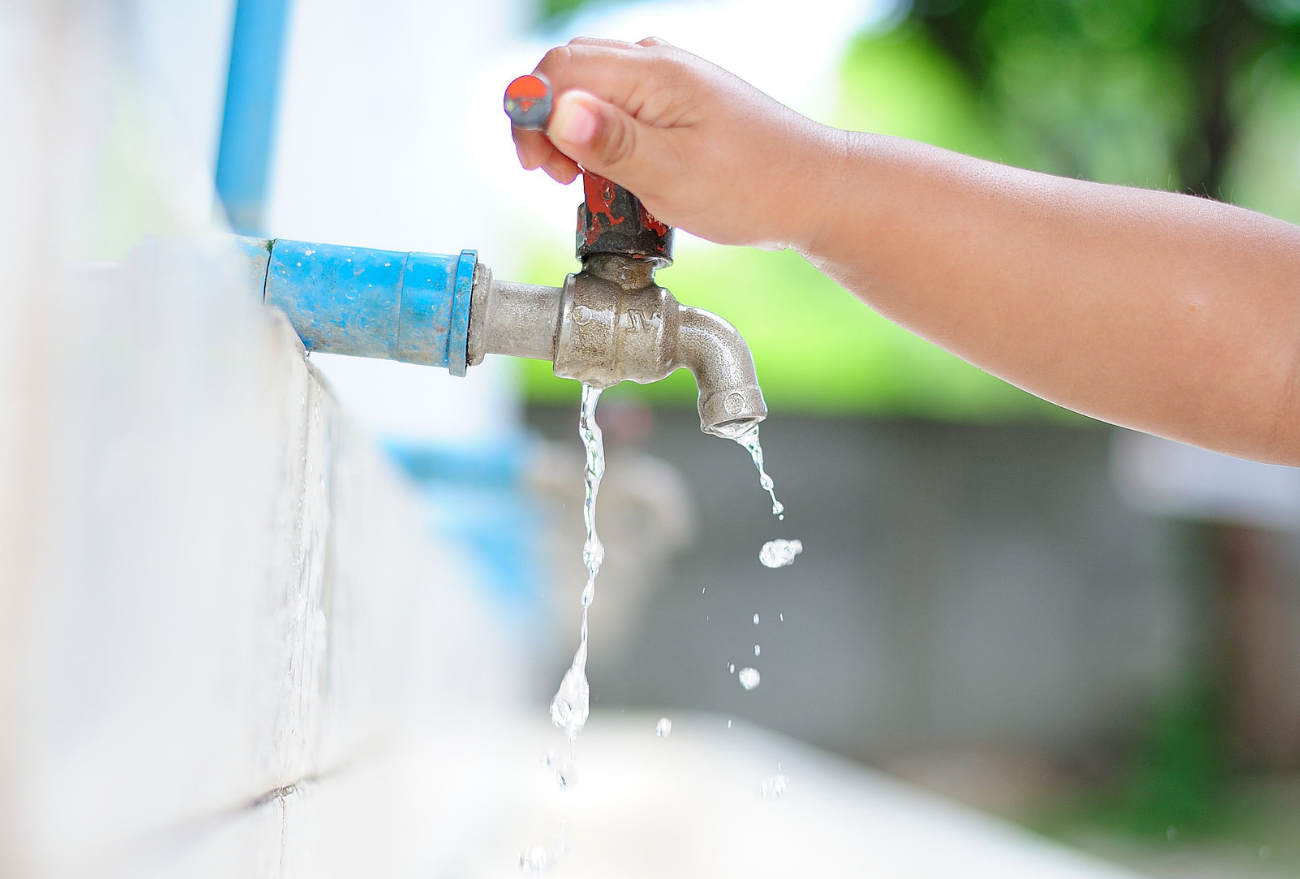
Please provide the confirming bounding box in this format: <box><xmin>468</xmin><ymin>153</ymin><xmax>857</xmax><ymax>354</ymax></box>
<box><xmin>532</xmin><ymin>42</ymin><xmax>671</xmax><ymax>118</ymax></box>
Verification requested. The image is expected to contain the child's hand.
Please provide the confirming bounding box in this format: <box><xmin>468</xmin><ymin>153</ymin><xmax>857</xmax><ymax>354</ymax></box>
<box><xmin>513</xmin><ymin>38</ymin><xmax>841</xmax><ymax>251</ymax></box>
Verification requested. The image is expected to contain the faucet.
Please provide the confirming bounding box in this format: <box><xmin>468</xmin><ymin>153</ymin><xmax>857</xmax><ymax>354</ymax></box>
<box><xmin>242</xmin><ymin>76</ymin><xmax>766</xmax><ymax>435</ymax></box>
<box><xmin>466</xmin><ymin>168</ymin><xmax>766</xmax><ymax>435</ymax></box>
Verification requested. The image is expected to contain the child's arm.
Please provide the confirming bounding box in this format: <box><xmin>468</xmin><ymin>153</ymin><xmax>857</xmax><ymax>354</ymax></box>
<box><xmin>517</xmin><ymin>38</ymin><xmax>1300</xmax><ymax>465</ymax></box>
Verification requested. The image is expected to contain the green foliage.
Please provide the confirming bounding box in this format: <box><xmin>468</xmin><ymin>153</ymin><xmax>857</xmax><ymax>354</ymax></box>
<box><xmin>1117</xmin><ymin>679</ymin><xmax>1228</xmax><ymax>836</ymax></box>
<box><xmin>834</xmin><ymin>24</ymin><xmax>1002</xmax><ymax>158</ymax></box>
<box><xmin>534</xmin><ymin>0</ymin><xmax>641</xmax><ymax>26</ymax></box>
<box><xmin>912</xmin><ymin>0</ymin><xmax>1300</xmax><ymax>197</ymax></box>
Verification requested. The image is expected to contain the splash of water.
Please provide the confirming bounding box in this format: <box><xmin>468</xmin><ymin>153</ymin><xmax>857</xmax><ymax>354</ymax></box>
<box><xmin>549</xmin><ymin>384</ymin><xmax>605</xmax><ymax>742</ymax></box>
<box><xmin>759</xmin><ymin>538</ymin><xmax>803</xmax><ymax>568</ymax></box>
<box><xmin>655</xmin><ymin>717</ymin><xmax>673</xmax><ymax>737</ymax></box>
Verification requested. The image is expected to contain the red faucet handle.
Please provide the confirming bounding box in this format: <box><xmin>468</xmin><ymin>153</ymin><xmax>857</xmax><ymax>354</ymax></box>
<box><xmin>577</xmin><ymin>171</ymin><xmax>673</xmax><ymax>267</ymax></box>
<box><xmin>503</xmin><ymin>74</ymin><xmax>673</xmax><ymax>265</ymax></box>
<box><xmin>504</xmin><ymin>74</ymin><xmax>552</xmax><ymax>130</ymax></box>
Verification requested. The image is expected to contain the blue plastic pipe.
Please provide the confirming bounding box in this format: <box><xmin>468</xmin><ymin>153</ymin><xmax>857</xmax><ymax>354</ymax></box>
<box><xmin>241</xmin><ymin>237</ymin><xmax>477</xmax><ymax>376</ymax></box>
<box><xmin>215</xmin><ymin>0</ymin><xmax>293</xmax><ymax>235</ymax></box>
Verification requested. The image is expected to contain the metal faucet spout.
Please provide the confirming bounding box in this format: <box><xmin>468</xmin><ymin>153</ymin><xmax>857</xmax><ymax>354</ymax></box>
<box><xmin>675</xmin><ymin>306</ymin><xmax>767</xmax><ymax>435</ymax></box>
<box><xmin>467</xmin><ymin>258</ymin><xmax>767</xmax><ymax>435</ymax></box>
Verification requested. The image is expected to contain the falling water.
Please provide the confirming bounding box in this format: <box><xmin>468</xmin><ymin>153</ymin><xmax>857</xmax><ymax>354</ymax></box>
<box><xmin>549</xmin><ymin>384</ymin><xmax>605</xmax><ymax>742</ymax></box>
<box><xmin>716</xmin><ymin>421</ymin><xmax>784</xmax><ymax>519</ymax></box>
<box><xmin>759</xmin><ymin>538</ymin><xmax>803</xmax><ymax>568</ymax></box>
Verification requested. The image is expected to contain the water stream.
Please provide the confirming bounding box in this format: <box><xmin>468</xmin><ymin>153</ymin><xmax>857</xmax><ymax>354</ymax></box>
<box><xmin>549</xmin><ymin>383</ymin><xmax>605</xmax><ymax>742</ymax></box>
<box><xmin>525</xmin><ymin>402</ymin><xmax>798</xmax><ymax>872</ymax></box>
<box><xmin>522</xmin><ymin>385</ymin><xmax>607</xmax><ymax>875</ymax></box>
<box><xmin>716</xmin><ymin>421</ymin><xmax>784</xmax><ymax>519</ymax></box>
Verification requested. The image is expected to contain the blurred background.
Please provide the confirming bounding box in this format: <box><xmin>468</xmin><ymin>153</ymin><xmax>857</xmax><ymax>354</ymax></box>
<box><xmin>515</xmin><ymin>1</ymin><xmax>1300</xmax><ymax>875</ymax></box>
<box><xmin>7</xmin><ymin>0</ymin><xmax>1300</xmax><ymax>877</ymax></box>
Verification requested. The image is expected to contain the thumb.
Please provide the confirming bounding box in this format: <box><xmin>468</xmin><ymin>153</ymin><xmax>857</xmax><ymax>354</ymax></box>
<box><xmin>547</xmin><ymin>90</ymin><xmax>659</xmax><ymax>189</ymax></box>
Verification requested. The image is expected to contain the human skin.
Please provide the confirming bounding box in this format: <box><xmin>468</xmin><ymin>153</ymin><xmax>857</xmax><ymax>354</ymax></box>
<box><xmin>514</xmin><ymin>38</ymin><xmax>1300</xmax><ymax>465</ymax></box>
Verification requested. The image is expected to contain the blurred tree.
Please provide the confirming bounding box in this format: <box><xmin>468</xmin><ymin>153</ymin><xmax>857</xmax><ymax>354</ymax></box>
<box><xmin>536</xmin><ymin>0</ymin><xmax>641</xmax><ymax>26</ymax></box>
<box><xmin>910</xmin><ymin>0</ymin><xmax>1300</xmax><ymax>198</ymax></box>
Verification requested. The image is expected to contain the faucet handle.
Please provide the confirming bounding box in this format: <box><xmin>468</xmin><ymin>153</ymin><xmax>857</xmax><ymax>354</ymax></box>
<box><xmin>503</xmin><ymin>74</ymin><xmax>553</xmax><ymax>130</ymax></box>
<box><xmin>576</xmin><ymin>171</ymin><xmax>673</xmax><ymax>268</ymax></box>
<box><xmin>503</xmin><ymin>73</ymin><xmax>674</xmax><ymax>268</ymax></box>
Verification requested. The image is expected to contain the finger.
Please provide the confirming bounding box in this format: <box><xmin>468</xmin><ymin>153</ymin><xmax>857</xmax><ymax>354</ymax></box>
<box><xmin>533</xmin><ymin>43</ymin><xmax>668</xmax><ymax>117</ymax></box>
<box><xmin>542</xmin><ymin>158</ymin><xmax>579</xmax><ymax>184</ymax></box>
<box><xmin>543</xmin><ymin>151</ymin><xmax>580</xmax><ymax>183</ymax></box>
<box><xmin>548</xmin><ymin>89</ymin><xmax>660</xmax><ymax>186</ymax></box>
<box><xmin>568</xmin><ymin>36</ymin><xmax>638</xmax><ymax>50</ymax></box>
<box><xmin>512</xmin><ymin>127</ymin><xmax>550</xmax><ymax>170</ymax></box>
<box><xmin>519</xmin><ymin>129</ymin><xmax>579</xmax><ymax>181</ymax></box>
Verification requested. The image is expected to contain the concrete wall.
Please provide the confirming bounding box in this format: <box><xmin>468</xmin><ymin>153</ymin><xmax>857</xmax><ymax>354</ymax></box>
<box><xmin>0</xmin><ymin>7</ymin><xmax>523</xmax><ymax>876</ymax></box>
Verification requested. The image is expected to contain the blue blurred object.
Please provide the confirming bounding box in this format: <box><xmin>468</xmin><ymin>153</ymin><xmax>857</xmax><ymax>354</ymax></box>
<box><xmin>387</xmin><ymin>436</ymin><xmax>552</xmax><ymax>636</ymax></box>
<box><xmin>215</xmin><ymin>0</ymin><xmax>293</xmax><ymax>235</ymax></box>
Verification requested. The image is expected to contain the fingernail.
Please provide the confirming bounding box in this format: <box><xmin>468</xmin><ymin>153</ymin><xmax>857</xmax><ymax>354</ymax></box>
<box><xmin>549</xmin><ymin>94</ymin><xmax>598</xmax><ymax>146</ymax></box>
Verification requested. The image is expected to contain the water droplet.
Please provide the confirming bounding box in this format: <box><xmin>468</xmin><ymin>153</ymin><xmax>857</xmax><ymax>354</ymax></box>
<box><xmin>779</xmin><ymin>613</ymin><xmax>784</xmax><ymax>622</ymax></box>
<box><xmin>718</xmin><ymin>422</ymin><xmax>785</xmax><ymax>519</ymax></box>
<box><xmin>738</xmin><ymin>667</ymin><xmax>760</xmax><ymax>690</ymax></box>
<box><xmin>753</xmin><ymin>613</ymin><xmax>760</xmax><ymax>625</ymax></box>
<box><xmin>655</xmin><ymin>717</ymin><xmax>672</xmax><ymax>737</ymax></box>
<box><xmin>759</xmin><ymin>773</ymin><xmax>789</xmax><ymax>801</ymax></box>
<box><xmin>727</xmin><ymin>719</ymin><xmax>732</xmax><ymax>729</ymax></box>
<box><xmin>728</xmin><ymin>663</ymin><xmax>736</xmax><ymax>674</ymax></box>
<box><xmin>549</xmin><ymin>663</ymin><xmax>589</xmax><ymax>740</ymax></box>
<box><xmin>701</xmin><ymin>586</ymin><xmax>706</xmax><ymax>594</ymax></box>
<box><xmin>759</xmin><ymin>538</ymin><xmax>803</xmax><ymax>569</ymax></box>
<box><xmin>754</xmin><ymin>644</ymin><xmax>761</xmax><ymax>656</ymax></box>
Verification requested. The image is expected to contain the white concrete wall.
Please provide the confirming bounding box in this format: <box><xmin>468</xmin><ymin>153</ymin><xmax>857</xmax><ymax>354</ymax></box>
<box><xmin>0</xmin><ymin>6</ymin><xmax>522</xmax><ymax>876</ymax></box>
